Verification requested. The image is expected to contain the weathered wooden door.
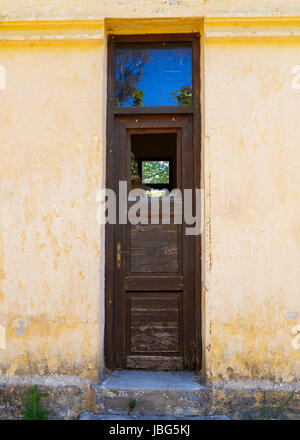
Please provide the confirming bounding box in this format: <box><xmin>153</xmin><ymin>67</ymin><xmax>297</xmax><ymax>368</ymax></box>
<box><xmin>106</xmin><ymin>114</ymin><xmax>197</xmax><ymax>370</ymax></box>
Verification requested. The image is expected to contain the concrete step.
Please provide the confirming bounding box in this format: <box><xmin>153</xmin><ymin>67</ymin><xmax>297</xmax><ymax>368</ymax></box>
<box><xmin>92</xmin><ymin>370</ymin><xmax>224</xmax><ymax>418</ymax></box>
<box><xmin>80</xmin><ymin>411</ymin><xmax>230</xmax><ymax>420</ymax></box>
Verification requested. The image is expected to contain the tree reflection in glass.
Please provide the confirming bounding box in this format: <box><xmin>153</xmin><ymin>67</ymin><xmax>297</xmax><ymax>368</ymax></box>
<box><xmin>115</xmin><ymin>48</ymin><xmax>150</xmax><ymax>106</ymax></box>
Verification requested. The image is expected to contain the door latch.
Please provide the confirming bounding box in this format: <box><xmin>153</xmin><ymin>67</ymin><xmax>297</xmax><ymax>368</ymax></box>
<box><xmin>116</xmin><ymin>242</ymin><xmax>130</xmax><ymax>269</ymax></box>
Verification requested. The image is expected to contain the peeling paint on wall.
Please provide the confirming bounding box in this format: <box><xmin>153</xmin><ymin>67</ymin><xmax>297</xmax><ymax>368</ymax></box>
<box><xmin>292</xmin><ymin>325</ymin><xmax>300</xmax><ymax>351</ymax></box>
<box><xmin>0</xmin><ymin>326</ymin><xmax>6</xmax><ymax>350</ymax></box>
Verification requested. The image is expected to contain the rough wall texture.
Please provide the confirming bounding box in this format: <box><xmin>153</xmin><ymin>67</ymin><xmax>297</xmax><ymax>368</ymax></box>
<box><xmin>204</xmin><ymin>37</ymin><xmax>300</xmax><ymax>381</ymax></box>
<box><xmin>1</xmin><ymin>0</ymin><xmax>300</xmax><ymax>21</ymax></box>
<box><xmin>0</xmin><ymin>39</ymin><xmax>104</xmax><ymax>380</ymax></box>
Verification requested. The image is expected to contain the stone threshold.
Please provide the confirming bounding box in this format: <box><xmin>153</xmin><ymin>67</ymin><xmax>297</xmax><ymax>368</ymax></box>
<box><xmin>80</xmin><ymin>412</ymin><xmax>229</xmax><ymax>420</ymax></box>
<box><xmin>97</xmin><ymin>370</ymin><xmax>206</xmax><ymax>391</ymax></box>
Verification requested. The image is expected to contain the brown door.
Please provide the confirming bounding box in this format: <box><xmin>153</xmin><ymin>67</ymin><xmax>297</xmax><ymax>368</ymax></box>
<box><xmin>106</xmin><ymin>114</ymin><xmax>196</xmax><ymax>370</ymax></box>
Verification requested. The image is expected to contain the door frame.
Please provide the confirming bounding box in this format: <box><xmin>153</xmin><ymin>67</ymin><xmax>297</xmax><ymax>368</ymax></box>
<box><xmin>105</xmin><ymin>33</ymin><xmax>202</xmax><ymax>371</ymax></box>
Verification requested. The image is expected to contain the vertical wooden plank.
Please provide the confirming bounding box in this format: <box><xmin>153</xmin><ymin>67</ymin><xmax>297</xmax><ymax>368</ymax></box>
<box><xmin>182</xmin><ymin>116</ymin><xmax>196</xmax><ymax>369</ymax></box>
<box><xmin>113</xmin><ymin>117</ymin><xmax>127</xmax><ymax>368</ymax></box>
<box><xmin>104</xmin><ymin>35</ymin><xmax>115</xmax><ymax>369</ymax></box>
<box><xmin>193</xmin><ymin>35</ymin><xmax>202</xmax><ymax>371</ymax></box>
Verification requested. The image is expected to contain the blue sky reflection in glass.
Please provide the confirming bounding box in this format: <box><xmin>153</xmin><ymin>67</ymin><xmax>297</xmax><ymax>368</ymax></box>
<box><xmin>115</xmin><ymin>44</ymin><xmax>192</xmax><ymax>107</ymax></box>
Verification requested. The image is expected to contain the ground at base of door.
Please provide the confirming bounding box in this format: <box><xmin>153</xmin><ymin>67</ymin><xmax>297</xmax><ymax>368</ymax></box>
<box><xmin>79</xmin><ymin>411</ymin><xmax>230</xmax><ymax>420</ymax></box>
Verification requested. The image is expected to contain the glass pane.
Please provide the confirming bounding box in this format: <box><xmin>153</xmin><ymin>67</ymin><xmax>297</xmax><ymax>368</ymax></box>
<box><xmin>142</xmin><ymin>161</ymin><xmax>170</xmax><ymax>184</ymax></box>
<box><xmin>115</xmin><ymin>43</ymin><xmax>192</xmax><ymax>107</ymax></box>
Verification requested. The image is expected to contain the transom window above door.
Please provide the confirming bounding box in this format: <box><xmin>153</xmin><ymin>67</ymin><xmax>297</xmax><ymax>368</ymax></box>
<box><xmin>115</xmin><ymin>42</ymin><xmax>193</xmax><ymax>107</ymax></box>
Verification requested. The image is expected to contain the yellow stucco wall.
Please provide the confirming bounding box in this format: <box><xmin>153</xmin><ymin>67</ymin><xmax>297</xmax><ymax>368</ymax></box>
<box><xmin>0</xmin><ymin>0</ymin><xmax>300</xmax><ymax>20</ymax></box>
<box><xmin>0</xmin><ymin>38</ymin><xmax>104</xmax><ymax>379</ymax></box>
<box><xmin>203</xmin><ymin>35</ymin><xmax>300</xmax><ymax>381</ymax></box>
<box><xmin>0</xmin><ymin>3</ymin><xmax>299</xmax><ymax>383</ymax></box>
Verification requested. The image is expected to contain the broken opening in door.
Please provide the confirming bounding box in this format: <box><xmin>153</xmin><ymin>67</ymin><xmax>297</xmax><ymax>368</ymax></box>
<box><xmin>131</xmin><ymin>133</ymin><xmax>177</xmax><ymax>195</ymax></box>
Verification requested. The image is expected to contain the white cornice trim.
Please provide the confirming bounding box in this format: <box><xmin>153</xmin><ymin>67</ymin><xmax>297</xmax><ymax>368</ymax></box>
<box><xmin>1</xmin><ymin>17</ymin><xmax>300</xmax><ymax>42</ymax></box>
<box><xmin>204</xmin><ymin>17</ymin><xmax>300</xmax><ymax>41</ymax></box>
<box><xmin>0</xmin><ymin>20</ymin><xmax>105</xmax><ymax>41</ymax></box>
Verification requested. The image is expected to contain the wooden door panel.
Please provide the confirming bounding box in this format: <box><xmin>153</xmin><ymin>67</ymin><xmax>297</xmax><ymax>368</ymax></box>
<box><xmin>125</xmin><ymin>276</ymin><xmax>184</xmax><ymax>291</ymax></box>
<box><xmin>130</xmin><ymin>224</ymin><xmax>178</xmax><ymax>248</ymax></box>
<box><xmin>129</xmin><ymin>218</ymin><xmax>181</xmax><ymax>274</ymax></box>
<box><xmin>126</xmin><ymin>356</ymin><xmax>183</xmax><ymax>370</ymax></box>
<box><xmin>127</xmin><ymin>292</ymin><xmax>182</xmax><ymax>354</ymax></box>
<box><xmin>130</xmin><ymin>248</ymin><xmax>179</xmax><ymax>273</ymax></box>
<box><xmin>110</xmin><ymin>115</ymin><xmax>196</xmax><ymax>370</ymax></box>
